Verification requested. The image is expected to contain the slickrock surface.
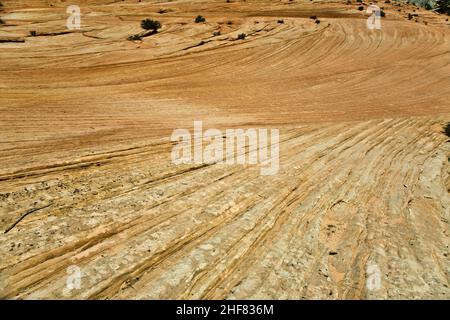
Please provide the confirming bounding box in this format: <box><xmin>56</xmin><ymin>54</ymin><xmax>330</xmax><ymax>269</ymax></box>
<box><xmin>0</xmin><ymin>0</ymin><xmax>449</xmax><ymax>299</ymax></box>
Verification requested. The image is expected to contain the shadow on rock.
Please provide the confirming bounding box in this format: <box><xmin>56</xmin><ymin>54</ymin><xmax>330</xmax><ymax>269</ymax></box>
<box><xmin>444</xmin><ymin>123</ymin><xmax>450</xmax><ymax>140</ymax></box>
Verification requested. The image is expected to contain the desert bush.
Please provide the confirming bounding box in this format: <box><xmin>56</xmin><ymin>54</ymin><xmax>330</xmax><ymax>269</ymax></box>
<box><xmin>381</xmin><ymin>10</ymin><xmax>386</xmax><ymax>17</ymax></box>
<box><xmin>30</xmin><ymin>30</ymin><xmax>37</xmax><ymax>36</ymax></box>
<box><xmin>358</xmin><ymin>6</ymin><xmax>364</xmax><ymax>10</ymax></box>
<box><xmin>277</xmin><ymin>19</ymin><xmax>284</xmax><ymax>24</ymax></box>
<box><xmin>237</xmin><ymin>33</ymin><xmax>246</xmax><ymax>40</ymax></box>
<box><xmin>195</xmin><ymin>15</ymin><xmax>206</xmax><ymax>23</ymax></box>
<box><xmin>141</xmin><ymin>19</ymin><xmax>161</xmax><ymax>31</ymax></box>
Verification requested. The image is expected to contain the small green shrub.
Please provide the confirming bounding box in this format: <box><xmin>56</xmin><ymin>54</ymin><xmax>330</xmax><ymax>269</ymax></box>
<box><xmin>237</xmin><ymin>33</ymin><xmax>246</xmax><ymax>40</ymax></box>
<box><xmin>195</xmin><ymin>15</ymin><xmax>206</xmax><ymax>23</ymax></box>
<box><xmin>141</xmin><ymin>19</ymin><xmax>161</xmax><ymax>31</ymax></box>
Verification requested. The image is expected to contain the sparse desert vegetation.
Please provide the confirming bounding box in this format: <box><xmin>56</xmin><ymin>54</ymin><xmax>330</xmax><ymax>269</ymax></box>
<box><xmin>195</xmin><ymin>15</ymin><xmax>206</xmax><ymax>23</ymax></box>
<box><xmin>141</xmin><ymin>18</ymin><xmax>162</xmax><ymax>32</ymax></box>
<box><xmin>0</xmin><ymin>0</ymin><xmax>449</xmax><ymax>301</ymax></box>
<box><xmin>128</xmin><ymin>18</ymin><xmax>162</xmax><ymax>41</ymax></box>
<box><xmin>237</xmin><ymin>32</ymin><xmax>246</xmax><ymax>40</ymax></box>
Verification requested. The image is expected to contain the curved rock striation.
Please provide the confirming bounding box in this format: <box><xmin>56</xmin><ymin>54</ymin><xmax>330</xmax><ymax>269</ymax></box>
<box><xmin>0</xmin><ymin>0</ymin><xmax>449</xmax><ymax>299</ymax></box>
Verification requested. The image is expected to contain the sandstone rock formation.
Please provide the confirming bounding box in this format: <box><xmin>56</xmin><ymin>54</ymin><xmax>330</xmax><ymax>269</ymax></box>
<box><xmin>0</xmin><ymin>0</ymin><xmax>449</xmax><ymax>299</ymax></box>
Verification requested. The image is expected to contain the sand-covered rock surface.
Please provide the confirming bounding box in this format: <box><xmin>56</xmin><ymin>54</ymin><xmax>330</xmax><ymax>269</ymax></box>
<box><xmin>0</xmin><ymin>0</ymin><xmax>449</xmax><ymax>299</ymax></box>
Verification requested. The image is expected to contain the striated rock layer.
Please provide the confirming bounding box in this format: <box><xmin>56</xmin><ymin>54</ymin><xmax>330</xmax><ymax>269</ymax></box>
<box><xmin>0</xmin><ymin>0</ymin><xmax>449</xmax><ymax>299</ymax></box>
